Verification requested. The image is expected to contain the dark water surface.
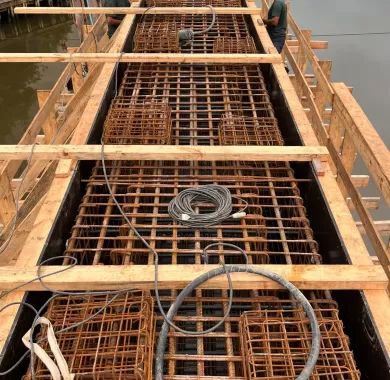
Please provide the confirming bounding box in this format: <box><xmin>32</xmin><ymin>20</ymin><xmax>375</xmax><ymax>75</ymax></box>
<box><xmin>0</xmin><ymin>13</ymin><xmax>78</xmax><ymax>144</ymax></box>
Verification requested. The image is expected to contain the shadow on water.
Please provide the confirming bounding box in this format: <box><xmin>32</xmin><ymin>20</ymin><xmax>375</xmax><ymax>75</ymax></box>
<box><xmin>0</xmin><ymin>12</ymin><xmax>79</xmax><ymax>144</ymax></box>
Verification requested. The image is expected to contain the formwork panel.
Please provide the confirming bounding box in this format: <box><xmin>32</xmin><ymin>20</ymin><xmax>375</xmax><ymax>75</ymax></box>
<box><xmin>23</xmin><ymin>291</ymin><xmax>155</xmax><ymax>380</ymax></box>
<box><xmin>63</xmin><ymin>161</ymin><xmax>320</xmax><ymax>266</ymax></box>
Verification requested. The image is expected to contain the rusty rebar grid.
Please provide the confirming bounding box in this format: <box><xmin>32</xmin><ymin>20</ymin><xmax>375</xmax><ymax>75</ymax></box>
<box><xmin>154</xmin><ymin>291</ymin><xmax>360</xmax><ymax>379</ymax></box>
<box><xmin>118</xmin><ymin>64</ymin><xmax>275</xmax><ymax>146</ymax></box>
<box><xmin>145</xmin><ymin>0</ymin><xmax>242</xmax><ymax>6</ymax></box>
<box><xmin>63</xmin><ymin>161</ymin><xmax>320</xmax><ymax>266</ymax></box>
<box><xmin>23</xmin><ymin>291</ymin><xmax>155</xmax><ymax>380</ymax></box>
<box><xmin>213</xmin><ymin>36</ymin><xmax>257</xmax><ymax>54</ymax></box>
<box><xmin>218</xmin><ymin>113</ymin><xmax>284</xmax><ymax>146</ymax></box>
<box><xmin>240</xmin><ymin>298</ymin><xmax>361</xmax><ymax>379</ymax></box>
<box><xmin>133</xmin><ymin>9</ymin><xmax>251</xmax><ymax>54</ymax></box>
<box><xmin>102</xmin><ymin>97</ymin><xmax>172</xmax><ymax>145</ymax></box>
<box><xmin>134</xmin><ymin>20</ymin><xmax>180</xmax><ymax>53</ymax></box>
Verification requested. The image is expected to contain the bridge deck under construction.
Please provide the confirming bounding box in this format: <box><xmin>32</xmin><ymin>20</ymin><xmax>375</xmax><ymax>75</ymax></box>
<box><xmin>0</xmin><ymin>1</ymin><xmax>389</xmax><ymax>379</ymax></box>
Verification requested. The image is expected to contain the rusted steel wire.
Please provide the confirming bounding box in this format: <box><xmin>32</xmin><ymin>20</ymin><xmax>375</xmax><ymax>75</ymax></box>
<box><xmin>213</xmin><ymin>36</ymin><xmax>257</xmax><ymax>53</ymax></box>
<box><xmin>134</xmin><ymin>20</ymin><xmax>180</xmax><ymax>53</ymax></box>
<box><xmin>103</xmin><ymin>97</ymin><xmax>172</xmax><ymax>145</ymax></box>
<box><xmin>240</xmin><ymin>298</ymin><xmax>360</xmax><ymax>379</ymax></box>
<box><xmin>218</xmin><ymin>113</ymin><xmax>284</xmax><ymax>146</ymax></box>
<box><xmin>63</xmin><ymin>161</ymin><xmax>320</xmax><ymax>266</ymax></box>
<box><xmin>23</xmin><ymin>291</ymin><xmax>155</xmax><ymax>380</ymax></box>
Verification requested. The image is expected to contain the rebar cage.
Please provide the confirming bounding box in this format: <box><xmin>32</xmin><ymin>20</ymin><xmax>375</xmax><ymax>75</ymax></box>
<box><xmin>155</xmin><ymin>290</ymin><xmax>360</xmax><ymax>379</ymax></box>
<box><xmin>23</xmin><ymin>291</ymin><xmax>155</xmax><ymax>380</ymax></box>
<box><xmin>118</xmin><ymin>64</ymin><xmax>277</xmax><ymax>146</ymax></box>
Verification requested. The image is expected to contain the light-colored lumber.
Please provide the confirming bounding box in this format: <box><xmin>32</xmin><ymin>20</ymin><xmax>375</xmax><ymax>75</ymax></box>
<box><xmin>351</xmin><ymin>174</ymin><xmax>370</xmax><ymax>188</ymax></box>
<box><xmin>347</xmin><ymin>197</ymin><xmax>380</xmax><ymax>210</ymax></box>
<box><xmin>287</xmin><ymin>39</ymin><xmax>328</xmax><ymax>49</ymax></box>
<box><xmin>356</xmin><ymin>221</ymin><xmax>390</xmax><ymax>235</ymax></box>
<box><xmin>14</xmin><ymin>6</ymin><xmax>262</xmax><ymax>15</ymax></box>
<box><xmin>0</xmin><ymin>265</ymin><xmax>386</xmax><ymax>291</ymax></box>
<box><xmin>0</xmin><ymin>52</ymin><xmax>282</xmax><ymax>64</ymax></box>
<box><xmin>36</xmin><ymin>90</ymin><xmax>56</xmax><ymax>143</ymax></box>
<box><xmin>333</xmin><ymin>83</ymin><xmax>390</xmax><ymax>206</ymax></box>
<box><xmin>0</xmin><ymin>145</ymin><xmax>329</xmax><ymax>161</ymax></box>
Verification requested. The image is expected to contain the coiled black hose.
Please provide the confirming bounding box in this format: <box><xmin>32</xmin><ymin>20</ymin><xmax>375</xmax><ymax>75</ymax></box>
<box><xmin>155</xmin><ymin>265</ymin><xmax>321</xmax><ymax>380</ymax></box>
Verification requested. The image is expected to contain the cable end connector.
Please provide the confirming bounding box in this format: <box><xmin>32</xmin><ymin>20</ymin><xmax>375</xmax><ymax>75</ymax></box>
<box><xmin>181</xmin><ymin>213</ymin><xmax>191</xmax><ymax>221</ymax></box>
<box><xmin>232</xmin><ymin>211</ymin><xmax>246</xmax><ymax>219</ymax></box>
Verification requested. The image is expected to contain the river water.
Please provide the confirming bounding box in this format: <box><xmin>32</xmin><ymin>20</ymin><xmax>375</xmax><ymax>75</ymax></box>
<box><xmin>0</xmin><ymin>13</ymin><xmax>78</xmax><ymax>144</ymax></box>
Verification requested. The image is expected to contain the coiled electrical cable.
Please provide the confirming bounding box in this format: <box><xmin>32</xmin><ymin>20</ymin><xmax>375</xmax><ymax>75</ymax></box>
<box><xmin>168</xmin><ymin>184</ymin><xmax>247</xmax><ymax>228</ymax></box>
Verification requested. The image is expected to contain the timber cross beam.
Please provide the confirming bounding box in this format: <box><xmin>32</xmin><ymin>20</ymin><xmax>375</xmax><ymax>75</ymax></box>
<box><xmin>0</xmin><ymin>264</ymin><xmax>387</xmax><ymax>291</ymax></box>
<box><xmin>0</xmin><ymin>145</ymin><xmax>329</xmax><ymax>162</ymax></box>
<box><xmin>0</xmin><ymin>52</ymin><xmax>282</xmax><ymax>64</ymax></box>
<box><xmin>14</xmin><ymin>6</ymin><xmax>264</xmax><ymax>15</ymax></box>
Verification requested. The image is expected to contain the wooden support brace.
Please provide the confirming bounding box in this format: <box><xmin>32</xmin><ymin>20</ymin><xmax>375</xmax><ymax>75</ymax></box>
<box><xmin>14</xmin><ymin>6</ymin><xmax>263</xmax><ymax>15</ymax></box>
<box><xmin>36</xmin><ymin>90</ymin><xmax>57</xmax><ymax>143</ymax></box>
<box><xmin>0</xmin><ymin>264</ymin><xmax>386</xmax><ymax>291</ymax></box>
<box><xmin>0</xmin><ymin>52</ymin><xmax>282</xmax><ymax>64</ymax></box>
<box><xmin>0</xmin><ymin>145</ymin><xmax>329</xmax><ymax>161</ymax></box>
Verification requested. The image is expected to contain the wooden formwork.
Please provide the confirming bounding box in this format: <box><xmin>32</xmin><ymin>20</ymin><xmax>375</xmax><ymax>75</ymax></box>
<box><xmin>0</xmin><ymin>1</ymin><xmax>389</xmax><ymax>378</ymax></box>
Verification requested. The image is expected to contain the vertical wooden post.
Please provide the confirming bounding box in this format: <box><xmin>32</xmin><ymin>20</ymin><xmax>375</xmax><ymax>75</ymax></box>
<box><xmin>36</xmin><ymin>90</ymin><xmax>57</xmax><ymax>144</ymax></box>
<box><xmin>0</xmin><ymin>173</ymin><xmax>16</xmax><ymax>229</ymax></box>
<box><xmin>314</xmin><ymin>60</ymin><xmax>332</xmax><ymax>119</ymax></box>
<box><xmin>67</xmin><ymin>47</ymin><xmax>84</xmax><ymax>93</ymax></box>
<box><xmin>296</xmin><ymin>29</ymin><xmax>311</xmax><ymax>73</ymax></box>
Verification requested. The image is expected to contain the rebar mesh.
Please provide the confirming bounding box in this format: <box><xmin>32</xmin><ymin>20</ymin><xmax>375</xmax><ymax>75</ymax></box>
<box><xmin>156</xmin><ymin>291</ymin><xmax>360</xmax><ymax>379</ymax></box>
<box><xmin>134</xmin><ymin>6</ymin><xmax>252</xmax><ymax>54</ymax></box>
<box><xmin>63</xmin><ymin>161</ymin><xmax>320</xmax><ymax>266</ymax></box>
<box><xmin>218</xmin><ymin>113</ymin><xmax>284</xmax><ymax>146</ymax></box>
<box><xmin>240</xmin><ymin>298</ymin><xmax>361</xmax><ymax>379</ymax></box>
<box><xmin>118</xmin><ymin>64</ymin><xmax>275</xmax><ymax>145</ymax></box>
<box><xmin>145</xmin><ymin>0</ymin><xmax>242</xmax><ymax>7</ymax></box>
<box><xmin>23</xmin><ymin>291</ymin><xmax>155</xmax><ymax>380</ymax></box>
<box><xmin>102</xmin><ymin>97</ymin><xmax>172</xmax><ymax>145</ymax></box>
<box><xmin>134</xmin><ymin>20</ymin><xmax>180</xmax><ymax>53</ymax></box>
<box><xmin>213</xmin><ymin>36</ymin><xmax>257</xmax><ymax>53</ymax></box>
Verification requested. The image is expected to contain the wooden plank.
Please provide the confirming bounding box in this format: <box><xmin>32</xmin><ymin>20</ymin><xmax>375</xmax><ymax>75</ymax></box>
<box><xmin>0</xmin><ymin>52</ymin><xmax>282</xmax><ymax>64</ymax></box>
<box><xmin>333</xmin><ymin>83</ymin><xmax>390</xmax><ymax>206</ymax></box>
<box><xmin>14</xmin><ymin>6</ymin><xmax>263</xmax><ymax>15</ymax></box>
<box><xmin>0</xmin><ymin>145</ymin><xmax>329</xmax><ymax>161</ymax></box>
<box><xmin>0</xmin><ymin>265</ymin><xmax>386</xmax><ymax>291</ymax></box>
<box><xmin>0</xmin><ymin>174</ymin><xmax>16</xmax><ymax>228</ymax></box>
<box><xmin>36</xmin><ymin>90</ymin><xmax>57</xmax><ymax>143</ymax></box>
<box><xmin>351</xmin><ymin>174</ymin><xmax>369</xmax><ymax>188</ymax></box>
<box><xmin>356</xmin><ymin>220</ymin><xmax>390</xmax><ymax>235</ymax></box>
<box><xmin>287</xmin><ymin>39</ymin><xmax>328</xmax><ymax>49</ymax></box>
<box><xmin>347</xmin><ymin>197</ymin><xmax>380</xmax><ymax>210</ymax></box>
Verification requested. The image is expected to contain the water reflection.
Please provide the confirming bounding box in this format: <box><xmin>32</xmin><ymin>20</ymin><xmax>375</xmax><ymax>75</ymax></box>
<box><xmin>0</xmin><ymin>14</ymin><xmax>78</xmax><ymax>143</ymax></box>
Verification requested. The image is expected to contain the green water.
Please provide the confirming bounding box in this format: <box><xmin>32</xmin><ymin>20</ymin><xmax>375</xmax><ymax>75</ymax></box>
<box><xmin>0</xmin><ymin>13</ymin><xmax>78</xmax><ymax>144</ymax></box>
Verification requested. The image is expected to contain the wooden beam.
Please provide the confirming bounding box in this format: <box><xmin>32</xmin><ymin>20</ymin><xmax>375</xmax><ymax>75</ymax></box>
<box><xmin>0</xmin><ymin>53</ymin><xmax>282</xmax><ymax>64</ymax></box>
<box><xmin>14</xmin><ymin>6</ymin><xmax>263</xmax><ymax>15</ymax></box>
<box><xmin>0</xmin><ymin>145</ymin><xmax>329</xmax><ymax>161</ymax></box>
<box><xmin>287</xmin><ymin>39</ymin><xmax>328</xmax><ymax>49</ymax></box>
<box><xmin>347</xmin><ymin>197</ymin><xmax>380</xmax><ymax>210</ymax></box>
<box><xmin>0</xmin><ymin>264</ymin><xmax>386</xmax><ymax>291</ymax></box>
<box><xmin>351</xmin><ymin>174</ymin><xmax>370</xmax><ymax>188</ymax></box>
<box><xmin>356</xmin><ymin>221</ymin><xmax>390</xmax><ymax>235</ymax></box>
<box><xmin>333</xmin><ymin>83</ymin><xmax>390</xmax><ymax>206</ymax></box>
